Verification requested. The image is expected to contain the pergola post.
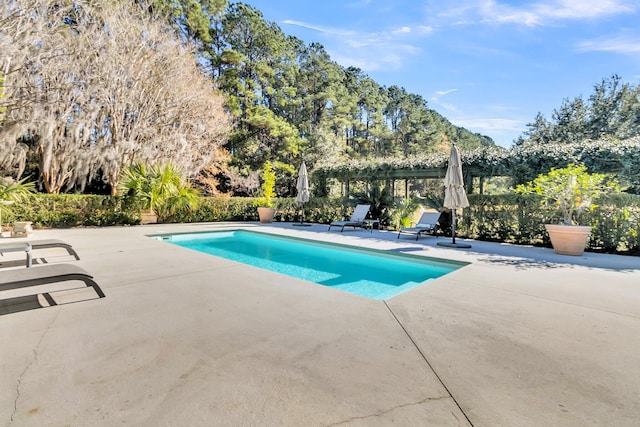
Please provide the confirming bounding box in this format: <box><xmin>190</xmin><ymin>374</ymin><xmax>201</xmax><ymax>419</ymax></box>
<box><xmin>465</xmin><ymin>173</ymin><xmax>473</xmax><ymax>194</ymax></box>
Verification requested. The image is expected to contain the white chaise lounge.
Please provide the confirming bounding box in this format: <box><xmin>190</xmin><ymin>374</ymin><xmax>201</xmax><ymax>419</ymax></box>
<box><xmin>397</xmin><ymin>211</ymin><xmax>441</xmax><ymax>240</ymax></box>
<box><xmin>328</xmin><ymin>204</ymin><xmax>371</xmax><ymax>232</ymax></box>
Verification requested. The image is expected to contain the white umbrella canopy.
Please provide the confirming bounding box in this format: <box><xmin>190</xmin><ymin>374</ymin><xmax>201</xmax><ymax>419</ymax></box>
<box><xmin>443</xmin><ymin>144</ymin><xmax>469</xmax><ymax>210</ymax></box>
<box><xmin>295</xmin><ymin>161</ymin><xmax>310</xmax><ymax>206</ymax></box>
<box><xmin>294</xmin><ymin>161</ymin><xmax>310</xmax><ymax>225</ymax></box>
<box><xmin>440</xmin><ymin>144</ymin><xmax>471</xmax><ymax>247</ymax></box>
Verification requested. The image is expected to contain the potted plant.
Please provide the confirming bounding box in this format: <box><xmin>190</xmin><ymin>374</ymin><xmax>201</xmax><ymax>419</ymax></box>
<box><xmin>515</xmin><ymin>164</ymin><xmax>618</xmax><ymax>255</ymax></box>
<box><xmin>119</xmin><ymin>162</ymin><xmax>199</xmax><ymax>224</ymax></box>
<box><xmin>254</xmin><ymin>161</ymin><xmax>277</xmax><ymax>223</ymax></box>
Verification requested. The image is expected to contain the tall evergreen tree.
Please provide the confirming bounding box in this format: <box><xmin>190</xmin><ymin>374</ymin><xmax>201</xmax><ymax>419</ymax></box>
<box><xmin>519</xmin><ymin>75</ymin><xmax>640</xmax><ymax>145</ymax></box>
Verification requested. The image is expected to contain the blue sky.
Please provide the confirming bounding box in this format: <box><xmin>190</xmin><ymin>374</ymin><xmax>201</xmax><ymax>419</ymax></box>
<box><xmin>244</xmin><ymin>0</ymin><xmax>640</xmax><ymax>148</ymax></box>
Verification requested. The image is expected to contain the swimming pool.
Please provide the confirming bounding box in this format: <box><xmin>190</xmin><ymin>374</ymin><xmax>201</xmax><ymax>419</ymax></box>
<box><xmin>153</xmin><ymin>230</ymin><xmax>467</xmax><ymax>300</ymax></box>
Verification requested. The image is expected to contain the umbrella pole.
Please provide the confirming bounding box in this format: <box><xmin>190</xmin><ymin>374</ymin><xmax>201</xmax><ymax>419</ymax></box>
<box><xmin>293</xmin><ymin>204</ymin><xmax>312</xmax><ymax>227</ymax></box>
<box><xmin>437</xmin><ymin>208</ymin><xmax>470</xmax><ymax>248</ymax></box>
<box><xmin>451</xmin><ymin>208</ymin><xmax>456</xmax><ymax>244</ymax></box>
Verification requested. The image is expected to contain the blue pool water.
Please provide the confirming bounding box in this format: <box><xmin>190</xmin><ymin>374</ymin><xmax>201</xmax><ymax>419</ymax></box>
<box><xmin>154</xmin><ymin>230</ymin><xmax>466</xmax><ymax>300</ymax></box>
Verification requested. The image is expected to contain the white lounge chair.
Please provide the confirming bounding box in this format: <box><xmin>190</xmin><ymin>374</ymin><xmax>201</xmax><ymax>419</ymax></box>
<box><xmin>328</xmin><ymin>204</ymin><xmax>371</xmax><ymax>232</ymax></box>
<box><xmin>397</xmin><ymin>211</ymin><xmax>441</xmax><ymax>240</ymax></box>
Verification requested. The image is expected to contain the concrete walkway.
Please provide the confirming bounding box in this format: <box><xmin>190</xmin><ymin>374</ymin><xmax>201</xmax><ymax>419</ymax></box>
<box><xmin>1</xmin><ymin>222</ymin><xmax>639</xmax><ymax>426</ymax></box>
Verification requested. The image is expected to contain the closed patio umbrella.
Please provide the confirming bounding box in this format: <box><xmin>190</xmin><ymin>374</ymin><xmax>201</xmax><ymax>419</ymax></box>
<box><xmin>294</xmin><ymin>161</ymin><xmax>310</xmax><ymax>226</ymax></box>
<box><xmin>438</xmin><ymin>144</ymin><xmax>471</xmax><ymax>248</ymax></box>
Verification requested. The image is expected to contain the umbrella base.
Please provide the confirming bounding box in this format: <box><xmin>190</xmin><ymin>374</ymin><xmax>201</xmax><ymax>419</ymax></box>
<box><xmin>437</xmin><ymin>241</ymin><xmax>472</xmax><ymax>249</ymax></box>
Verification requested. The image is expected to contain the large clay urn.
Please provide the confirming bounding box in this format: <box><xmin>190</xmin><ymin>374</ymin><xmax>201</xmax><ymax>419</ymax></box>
<box><xmin>545</xmin><ymin>224</ymin><xmax>591</xmax><ymax>256</ymax></box>
<box><xmin>257</xmin><ymin>207</ymin><xmax>275</xmax><ymax>223</ymax></box>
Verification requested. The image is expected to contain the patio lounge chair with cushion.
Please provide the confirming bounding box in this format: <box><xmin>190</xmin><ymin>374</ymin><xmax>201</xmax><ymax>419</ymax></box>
<box><xmin>328</xmin><ymin>204</ymin><xmax>371</xmax><ymax>232</ymax></box>
<box><xmin>397</xmin><ymin>211</ymin><xmax>441</xmax><ymax>240</ymax></box>
<box><xmin>0</xmin><ymin>263</ymin><xmax>105</xmax><ymax>315</ymax></box>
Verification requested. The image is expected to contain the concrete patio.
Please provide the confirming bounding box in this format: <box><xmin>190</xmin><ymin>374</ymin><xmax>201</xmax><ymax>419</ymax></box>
<box><xmin>1</xmin><ymin>222</ymin><xmax>639</xmax><ymax>426</ymax></box>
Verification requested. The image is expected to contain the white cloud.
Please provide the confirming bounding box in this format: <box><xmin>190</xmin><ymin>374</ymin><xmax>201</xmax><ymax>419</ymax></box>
<box><xmin>536</xmin><ymin>0</ymin><xmax>635</xmax><ymax>20</ymax></box>
<box><xmin>450</xmin><ymin>117</ymin><xmax>528</xmax><ymax>147</ymax></box>
<box><xmin>392</xmin><ymin>26</ymin><xmax>412</xmax><ymax>34</ymax></box>
<box><xmin>417</xmin><ymin>25</ymin><xmax>435</xmax><ymax>34</ymax></box>
<box><xmin>436</xmin><ymin>102</ymin><xmax>461</xmax><ymax>113</ymax></box>
<box><xmin>331</xmin><ymin>52</ymin><xmax>405</xmax><ymax>72</ymax></box>
<box><xmin>430</xmin><ymin>89</ymin><xmax>460</xmax><ymax>112</ymax></box>
<box><xmin>578</xmin><ymin>35</ymin><xmax>640</xmax><ymax>54</ymax></box>
<box><xmin>454</xmin><ymin>117</ymin><xmax>526</xmax><ymax>132</ymax></box>
<box><xmin>389</xmin><ymin>25</ymin><xmax>433</xmax><ymax>35</ymax></box>
<box><xmin>280</xmin><ymin>20</ymin><xmax>432</xmax><ymax>72</ymax></box>
<box><xmin>282</xmin><ymin>20</ymin><xmax>351</xmax><ymax>37</ymax></box>
<box><xmin>440</xmin><ymin>0</ymin><xmax>637</xmax><ymax>27</ymax></box>
<box><xmin>435</xmin><ymin>89</ymin><xmax>459</xmax><ymax>96</ymax></box>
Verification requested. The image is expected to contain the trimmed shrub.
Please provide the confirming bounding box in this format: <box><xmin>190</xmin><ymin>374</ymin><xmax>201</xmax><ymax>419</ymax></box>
<box><xmin>8</xmin><ymin>194</ymin><xmax>139</xmax><ymax>227</ymax></box>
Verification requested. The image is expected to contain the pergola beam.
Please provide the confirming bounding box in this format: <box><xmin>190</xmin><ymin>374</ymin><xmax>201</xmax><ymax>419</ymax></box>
<box><xmin>315</xmin><ymin>165</ymin><xmax>488</xmax><ymax>196</ymax></box>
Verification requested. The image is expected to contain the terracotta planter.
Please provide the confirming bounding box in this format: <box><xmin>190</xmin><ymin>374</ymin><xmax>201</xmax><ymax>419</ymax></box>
<box><xmin>545</xmin><ymin>224</ymin><xmax>591</xmax><ymax>256</ymax></box>
<box><xmin>140</xmin><ymin>210</ymin><xmax>158</xmax><ymax>225</ymax></box>
<box><xmin>257</xmin><ymin>207</ymin><xmax>276</xmax><ymax>223</ymax></box>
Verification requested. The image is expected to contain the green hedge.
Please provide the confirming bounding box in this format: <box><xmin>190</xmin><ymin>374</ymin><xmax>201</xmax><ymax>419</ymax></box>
<box><xmin>171</xmin><ymin>197</ymin><xmax>347</xmax><ymax>224</ymax></box>
<box><xmin>5</xmin><ymin>194</ymin><xmax>139</xmax><ymax>227</ymax></box>
<box><xmin>3</xmin><ymin>194</ymin><xmax>348</xmax><ymax>228</ymax></box>
<box><xmin>461</xmin><ymin>193</ymin><xmax>640</xmax><ymax>254</ymax></box>
<box><xmin>3</xmin><ymin>193</ymin><xmax>638</xmax><ymax>255</ymax></box>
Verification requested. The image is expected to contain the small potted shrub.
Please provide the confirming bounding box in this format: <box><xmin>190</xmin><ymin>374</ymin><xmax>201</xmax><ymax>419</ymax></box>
<box><xmin>515</xmin><ymin>164</ymin><xmax>619</xmax><ymax>255</ymax></box>
<box><xmin>255</xmin><ymin>161</ymin><xmax>277</xmax><ymax>223</ymax></box>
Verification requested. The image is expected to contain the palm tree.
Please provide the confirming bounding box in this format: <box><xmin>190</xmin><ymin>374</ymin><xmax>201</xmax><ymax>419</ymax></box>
<box><xmin>0</xmin><ymin>176</ymin><xmax>36</xmax><ymax>202</ymax></box>
<box><xmin>0</xmin><ymin>177</ymin><xmax>35</xmax><ymax>233</ymax></box>
<box><xmin>119</xmin><ymin>163</ymin><xmax>199</xmax><ymax>223</ymax></box>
